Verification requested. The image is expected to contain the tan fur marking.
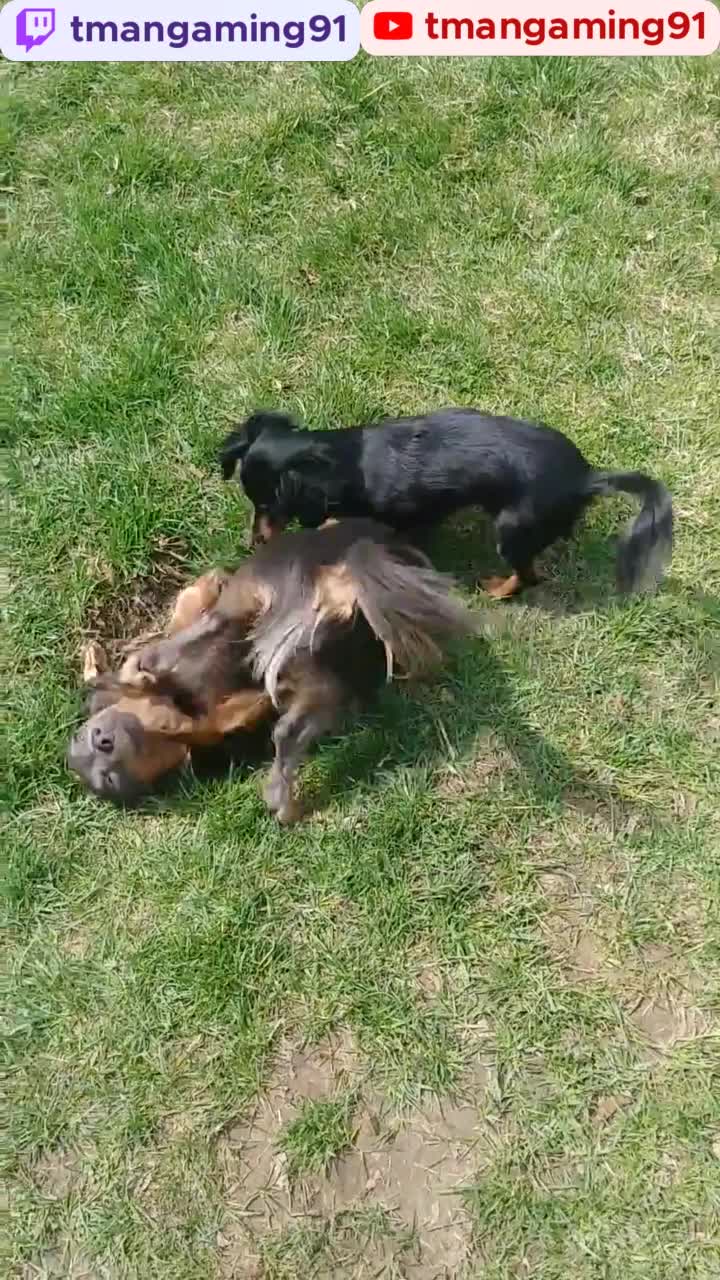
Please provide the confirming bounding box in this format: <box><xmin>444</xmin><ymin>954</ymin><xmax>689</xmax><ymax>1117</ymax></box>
<box><xmin>111</xmin><ymin>688</ymin><xmax>272</xmax><ymax>748</ymax></box>
<box><xmin>113</xmin><ymin>695</ymin><xmax>196</xmax><ymax>738</ymax></box>
<box><xmin>252</xmin><ymin>512</ymin><xmax>285</xmax><ymax>544</ymax></box>
<box><xmin>313</xmin><ymin>563</ymin><xmax>358</xmax><ymax>621</ymax></box>
<box><xmin>217</xmin><ymin>571</ymin><xmax>271</xmax><ymax>626</ymax></box>
<box><xmin>130</xmin><ymin>738</ymin><xmax>189</xmax><ymax>783</ymax></box>
<box><xmin>481</xmin><ymin>572</ymin><xmax>522</xmax><ymax>600</ymax></box>
<box><xmin>82</xmin><ymin>642</ymin><xmax>108</xmax><ymax>682</ymax></box>
<box><xmin>205</xmin><ymin>690</ymin><xmax>273</xmax><ymax>737</ymax></box>
<box><xmin>168</xmin><ymin>570</ymin><xmax>229</xmax><ymax>632</ymax></box>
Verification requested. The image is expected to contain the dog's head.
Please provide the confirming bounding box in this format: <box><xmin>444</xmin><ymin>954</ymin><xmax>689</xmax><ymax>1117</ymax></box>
<box><xmin>69</xmin><ymin>618</ymin><xmax>273</xmax><ymax>803</ymax></box>
<box><xmin>219</xmin><ymin>411</ymin><xmax>334</xmax><ymax>544</ymax></box>
<box><xmin>67</xmin><ymin>680</ymin><xmax>192</xmax><ymax>803</ymax></box>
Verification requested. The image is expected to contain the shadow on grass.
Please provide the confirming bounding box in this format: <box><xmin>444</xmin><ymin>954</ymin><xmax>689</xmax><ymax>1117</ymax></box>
<box><xmin>423</xmin><ymin>510</ymin><xmax>621</xmax><ymax>615</ymax></box>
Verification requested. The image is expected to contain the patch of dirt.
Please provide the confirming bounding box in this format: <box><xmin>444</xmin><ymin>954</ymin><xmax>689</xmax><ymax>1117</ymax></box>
<box><xmin>590</xmin><ymin>1093</ymin><xmax>632</xmax><ymax>1128</ymax></box>
<box><xmin>562</xmin><ymin>788</ymin><xmax>656</xmax><ymax>841</ymax></box>
<box><xmin>33</xmin><ymin>1148</ymin><xmax>87</xmax><ymax>1201</ymax></box>
<box><xmin>82</xmin><ymin>535</ymin><xmax>191</xmax><ymax>662</ymax></box>
<box><xmin>216</xmin><ymin>1032</ymin><xmax>486</xmax><ymax>1278</ymax></box>
<box><xmin>537</xmin><ymin>864</ymin><xmax>616</xmax><ymax>983</ymax></box>
<box><xmin>59</xmin><ymin>927</ymin><xmax>94</xmax><ymax>960</ymax></box>
<box><xmin>22</xmin><ymin>1245</ymin><xmax>102</xmax><ymax>1279</ymax></box>
<box><xmin>627</xmin><ymin>992</ymin><xmax>711</xmax><ymax>1055</ymax></box>
<box><xmin>538</xmin><ymin>858</ymin><xmax>715</xmax><ymax>1076</ymax></box>
<box><xmin>538</xmin><ymin>865</ymin><xmax>714</xmax><ymax>1033</ymax></box>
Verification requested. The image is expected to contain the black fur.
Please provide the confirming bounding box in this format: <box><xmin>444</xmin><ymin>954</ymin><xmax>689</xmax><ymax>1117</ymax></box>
<box><xmin>220</xmin><ymin>408</ymin><xmax>673</xmax><ymax>593</ymax></box>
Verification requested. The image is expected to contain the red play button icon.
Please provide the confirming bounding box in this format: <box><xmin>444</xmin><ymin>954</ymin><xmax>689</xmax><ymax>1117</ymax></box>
<box><xmin>373</xmin><ymin>10</ymin><xmax>413</xmax><ymax>39</ymax></box>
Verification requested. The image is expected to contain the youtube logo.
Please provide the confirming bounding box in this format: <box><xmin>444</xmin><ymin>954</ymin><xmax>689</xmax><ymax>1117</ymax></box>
<box><xmin>373</xmin><ymin>10</ymin><xmax>413</xmax><ymax>39</ymax></box>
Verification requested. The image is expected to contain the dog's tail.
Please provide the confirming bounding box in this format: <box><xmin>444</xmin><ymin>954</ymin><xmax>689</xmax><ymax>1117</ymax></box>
<box><xmin>585</xmin><ymin>469</ymin><xmax>673</xmax><ymax>593</ymax></box>
<box><xmin>342</xmin><ymin>539</ymin><xmax>479</xmax><ymax>680</ymax></box>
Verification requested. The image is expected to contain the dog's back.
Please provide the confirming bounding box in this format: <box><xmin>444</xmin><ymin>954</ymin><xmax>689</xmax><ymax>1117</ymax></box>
<box><xmin>222</xmin><ymin>408</ymin><xmax>589</xmax><ymax>529</ymax></box>
<box><xmin>231</xmin><ymin>519</ymin><xmax>476</xmax><ymax>700</ymax></box>
<box><xmin>355</xmin><ymin>409</ymin><xmax>589</xmax><ymax>523</ymax></box>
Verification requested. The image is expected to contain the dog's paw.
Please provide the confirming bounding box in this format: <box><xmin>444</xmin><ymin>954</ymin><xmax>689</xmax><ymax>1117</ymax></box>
<box><xmin>117</xmin><ymin>650</ymin><xmax>157</xmax><ymax>689</ymax></box>
<box><xmin>262</xmin><ymin>769</ymin><xmax>286</xmax><ymax>814</ymax></box>
<box><xmin>480</xmin><ymin>573</ymin><xmax>522</xmax><ymax>600</ymax></box>
<box><xmin>276</xmin><ymin>796</ymin><xmax>303</xmax><ymax>825</ymax></box>
<box><xmin>82</xmin><ymin>641</ymin><xmax>108</xmax><ymax>682</ymax></box>
<box><xmin>263</xmin><ymin>771</ymin><xmax>302</xmax><ymax>824</ymax></box>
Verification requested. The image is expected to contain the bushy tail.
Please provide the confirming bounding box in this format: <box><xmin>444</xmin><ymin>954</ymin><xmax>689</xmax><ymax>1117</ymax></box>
<box><xmin>344</xmin><ymin>539</ymin><xmax>479</xmax><ymax>680</ymax></box>
<box><xmin>586</xmin><ymin>470</ymin><xmax>673</xmax><ymax>593</ymax></box>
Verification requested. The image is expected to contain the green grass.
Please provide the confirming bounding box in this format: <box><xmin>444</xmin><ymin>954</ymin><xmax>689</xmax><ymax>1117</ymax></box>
<box><xmin>280</xmin><ymin>1096</ymin><xmax>355</xmax><ymax>1179</ymax></box>
<box><xmin>4</xmin><ymin>55</ymin><xmax>720</xmax><ymax>1280</ymax></box>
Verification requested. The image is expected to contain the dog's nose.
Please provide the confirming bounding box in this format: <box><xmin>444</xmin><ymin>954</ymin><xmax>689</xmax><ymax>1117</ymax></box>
<box><xmin>92</xmin><ymin>726</ymin><xmax>115</xmax><ymax>754</ymax></box>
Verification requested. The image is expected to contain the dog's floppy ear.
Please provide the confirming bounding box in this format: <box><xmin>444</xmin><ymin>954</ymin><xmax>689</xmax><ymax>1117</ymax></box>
<box><xmin>82</xmin><ymin>645</ymin><xmax>124</xmax><ymax>714</ymax></box>
<box><xmin>278</xmin><ymin>468</ymin><xmax>329</xmax><ymax>527</ymax></box>
<box><xmin>277</xmin><ymin>442</ymin><xmax>335</xmax><ymax>526</ymax></box>
<box><xmin>83</xmin><ymin>675</ymin><xmax>126</xmax><ymax>715</ymax></box>
<box><xmin>245</xmin><ymin>410</ymin><xmax>299</xmax><ymax>435</ymax></box>
<box><xmin>219</xmin><ymin>411</ymin><xmax>300</xmax><ymax>480</ymax></box>
<box><xmin>83</xmin><ymin>641</ymin><xmax>108</xmax><ymax>683</ymax></box>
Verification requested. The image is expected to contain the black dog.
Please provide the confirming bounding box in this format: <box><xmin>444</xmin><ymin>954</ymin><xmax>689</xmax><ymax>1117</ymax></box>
<box><xmin>219</xmin><ymin>408</ymin><xmax>673</xmax><ymax>598</ymax></box>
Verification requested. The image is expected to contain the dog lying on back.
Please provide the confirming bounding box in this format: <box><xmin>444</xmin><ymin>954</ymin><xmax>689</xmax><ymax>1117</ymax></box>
<box><xmin>219</xmin><ymin>407</ymin><xmax>673</xmax><ymax>598</ymax></box>
<box><xmin>70</xmin><ymin>569</ymin><xmax>273</xmax><ymax>800</ymax></box>
<box><xmin>68</xmin><ymin>520</ymin><xmax>478</xmax><ymax>822</ymax></box>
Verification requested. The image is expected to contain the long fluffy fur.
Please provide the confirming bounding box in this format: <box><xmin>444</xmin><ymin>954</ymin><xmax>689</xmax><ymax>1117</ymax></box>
<box><xmin>585</xmin><ymin>470</ymin><xmax>673</xmax><ymax>592</ymax></box>
<box><xmin>344</xmin><ymin>539</ymin><xmax>478</xmax><ymax>680</ymax></box>
<box><xmin>249</xmin><ymin>539</ymin><xmax>478</xmax><ymax>702</ymax></box>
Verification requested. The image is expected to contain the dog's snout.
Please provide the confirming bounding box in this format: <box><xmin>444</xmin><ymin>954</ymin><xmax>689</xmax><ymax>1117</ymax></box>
<box><xmin>251</xmin><ymin>512</ymin><xmax>279</xmax><ymax>545</ymax></box>
<box><xmin>92</xmin><ymin>726</ymin><xmax>115</xmax><ymax>754</ymax></box>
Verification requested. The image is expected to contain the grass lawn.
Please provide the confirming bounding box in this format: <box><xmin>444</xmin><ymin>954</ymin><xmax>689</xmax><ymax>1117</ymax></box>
<box><xmin>4</xmin><ymin>54</ymin><xmax>720</xmax><ymax>1279</ymax></box>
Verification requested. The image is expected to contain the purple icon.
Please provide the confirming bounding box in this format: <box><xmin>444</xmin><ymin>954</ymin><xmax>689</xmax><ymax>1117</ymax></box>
<box><xmin>16</xmin><ymin>7</ymin><xmax>56</xmax><ymax>50</ymax></box>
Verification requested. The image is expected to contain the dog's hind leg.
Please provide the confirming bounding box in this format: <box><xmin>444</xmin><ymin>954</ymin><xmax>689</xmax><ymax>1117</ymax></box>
<box><xmin>263</xmin><ymin>667</ymin><xmax>346</xmax><ymax>824</ymax></box>
<box><xmin>482</xmin><ymin>498</ymin><xmax>587</xmax><ymax>598</ymax></box>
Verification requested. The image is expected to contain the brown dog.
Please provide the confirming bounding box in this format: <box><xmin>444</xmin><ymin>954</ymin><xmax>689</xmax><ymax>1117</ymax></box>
<box><xmin>68</xmin><ymin>520</ymin><xmax>478</xmax><ymax>822</ymax></box>
<box><xmin>70</xmin><ymin>570</ymin><xmax>272</xmax><ymax>801</ymax></box>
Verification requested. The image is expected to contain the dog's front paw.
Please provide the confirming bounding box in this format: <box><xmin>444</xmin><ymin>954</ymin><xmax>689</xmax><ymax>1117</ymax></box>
<box><xmin>263</xmin><ymin>770</ymin><xmax>302</xmax><ymax>824</ymax></box>
<box><xmin>276</xmin><ymin>797</ymin><xmax>303</xmax><ymax>826</ymax></box>
<box><xmin>82</xmin><ymin>641</ymin><xmax>108</xmax><ymax>682</ymax></box>
<box><xmin>117</xmin><ymin>650</ymin><xmax>157</xmax><ymax>689</ymax></box>
<box><xmin>262</xmin><ymin>768</ymin><xmax>286</xmax><ymax>814</ymax></box>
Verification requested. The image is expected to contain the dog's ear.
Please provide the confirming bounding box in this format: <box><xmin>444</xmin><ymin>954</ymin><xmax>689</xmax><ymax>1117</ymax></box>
<box><xmin>278</xmin><ymin>449</ymin><xmax>334</xmax><ymax>527</ymax></box>
<box><xmin>219</xmin><ymin>427</ymin><xmax>252</xmax><ymax>480</ymax></box>
<box><xmin>82</xmin><ymin>641</ymin><xmax>108</xmax><ymax>683</ymax></box>
<box><xmin>219</xmin><ymin>411</ymin><xmax>299</xmax><ymax>480</ymax></box>
<box><xmin>245</xmin><ymin>410</ymin><xmax>299</xmax><ymax>436</ymax></box>
<box><xmin>83</xmin><ymin>675</ymin><xmax>125</xmax><ymax>715</ymax></box>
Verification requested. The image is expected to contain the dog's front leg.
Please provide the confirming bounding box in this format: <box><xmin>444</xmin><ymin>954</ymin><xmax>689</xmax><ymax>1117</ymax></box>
<box><xmin>263</xmin><ymin>674</ymin><xmax>344</xmax><ymax>824</ymax></box>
